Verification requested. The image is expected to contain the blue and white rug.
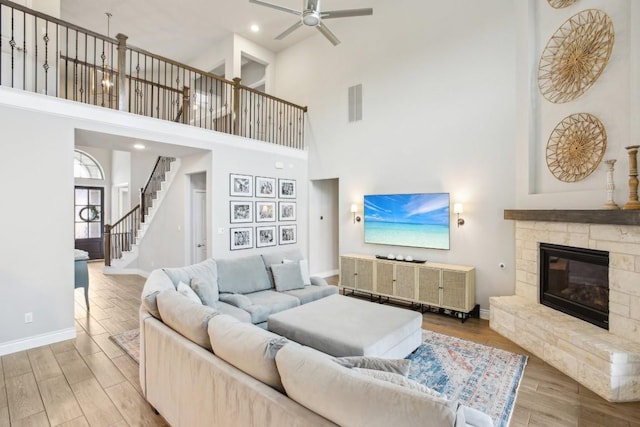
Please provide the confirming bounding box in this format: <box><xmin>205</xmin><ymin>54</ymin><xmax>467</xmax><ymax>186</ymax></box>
<box><xmin>407</xmin><ymin>330</ymin><xmax>528</xmax><ymax>427</ymax></box>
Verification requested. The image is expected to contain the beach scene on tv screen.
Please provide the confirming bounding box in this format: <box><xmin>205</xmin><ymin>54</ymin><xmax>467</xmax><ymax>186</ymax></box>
<box><xmin>364</xmin><ymin>193</ymin><xmax>450</xmax><ymax>250</ymax></box>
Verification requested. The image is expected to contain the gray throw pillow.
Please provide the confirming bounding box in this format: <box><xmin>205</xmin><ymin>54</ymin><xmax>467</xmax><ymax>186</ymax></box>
<box><xmin>271</xmin><ymin>262</ymin><xmax>306</xmax><ymax>292</ymax></box>
<box><xmin>191</xmin><ymin>277</ymin><xmax>218</xmax><ymax>307</ymax></box>
<box><xmin>334</xmin><ymin>356</ymin><xmax>411</xmax><ymax>377</ymax></box>
<box><xmin>219</xmin><ymin>293</ymin><xmax>253</xmax><ymax>310</ymax></box>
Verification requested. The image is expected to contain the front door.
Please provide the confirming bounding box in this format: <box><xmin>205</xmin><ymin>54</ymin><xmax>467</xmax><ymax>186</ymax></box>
<box><xmin>74</xmin><ymin>186</ymin><xmax>104</xmax><ymax>259</ymax></box>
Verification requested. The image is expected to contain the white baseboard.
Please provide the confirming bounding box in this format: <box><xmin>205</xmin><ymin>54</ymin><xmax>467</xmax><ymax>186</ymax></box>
<box><xmin>312</xmin><ymin>269</ymin><xmax>339</xmax><ymax>278</ymax></box>
<box><xmin>479</xmin><ymin>308</ymin><xmax>490</xmax><ymax>320</ymax></box>
<box><xmin>103</xmin><ymin>267</ymin><xmax>150</xmax><ymax>278</ymax></box>
<box><xmin>0</xmin><ymin>327</ymin><xmax>76</xmax><ymax>356</ymax></box>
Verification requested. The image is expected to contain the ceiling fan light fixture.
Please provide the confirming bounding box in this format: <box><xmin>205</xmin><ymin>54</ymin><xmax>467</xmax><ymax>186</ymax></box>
<box><xmin>302</xmin><ymin>10</ymin><xmax>320</xmax><ymax>26</ymax></box>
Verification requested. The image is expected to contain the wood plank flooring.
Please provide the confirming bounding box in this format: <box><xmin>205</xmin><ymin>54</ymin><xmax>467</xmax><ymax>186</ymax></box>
<box><xmin>0</xmin><ymin>263</ymin><xmax>638</xmax><ymax>426</ymax></box>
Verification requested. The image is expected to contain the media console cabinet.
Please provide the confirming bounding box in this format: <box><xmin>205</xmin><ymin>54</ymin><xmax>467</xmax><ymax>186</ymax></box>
<box><xmin>339</xmin><ymin>254</ymin><xmax>478</xmax><ymax>322</ymax></box>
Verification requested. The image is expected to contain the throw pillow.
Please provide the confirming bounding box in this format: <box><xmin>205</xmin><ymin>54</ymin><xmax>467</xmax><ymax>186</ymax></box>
<box><xmin>142</xmin><ymin>290</ymin><xmax>161</xmax><ymax>319</ymax></box>
<box><xmin>191</xmin><ymin>276</ymin><xmax>218</xmax><ymax>307</ymax></box>
<box><xmin>351</xmin><ymin>368</ymin><xmax>448</xmax><ymax>402</ymax></box>
<box><xmin>177</xmin><ymin>281</ymin><xmax>202</xmax><ymax>304</ymax></box>
<box><xmin>334</xmin><ymin>356</ymin><xmax>411</xmax><ymax>376</ymax></box>
<box><xmin>283</xmin><ymin>258</ymin><xmax>311</xmax><ymax>285</ymax></box>
<box><xmin>271</xmin><ymin>262</ymin><xmax>305</xmax><ymax>292</ymax></box>
<box><xmin>219</xmin><ymin>293</ymin><xmax>253</xmax><ymax>310</ymax></box>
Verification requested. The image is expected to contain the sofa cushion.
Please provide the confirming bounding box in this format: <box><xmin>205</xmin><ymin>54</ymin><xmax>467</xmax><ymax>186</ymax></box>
<box><xmin>190</xmin><ymin>277</ymin><xmax>218</xmax><ymax>307</ymax></box>
<box><xmin>156</xmin><ymin>290</ymin><xmax>218</xmax><ymax>350</ymax></box>
<box><xmin>141</xmin><ymin>269</ymin><xmax>176</xmax><ymax>318</ymax></box>
<box><xmin>275</xmin><ymin>344</ymin><xmax>461</xmax><ymax>427</ymax></box>
<box><xmin>283</xmin><ymin>259</ymin><xmax>311</xmax><ymax>286</ymax></box>
<box><xmin>217</xmin><ymin>255</ymin><xmax>271</xmax><ymax>294</ymax></box>
<box><xmin>335</xmin><ymin>356</ymin><xmax>411</xmax><ymax>377</ymax></box>
<box><xmin>282</xmin><ymin>285</ymin><xmax>338</xmax><ymax>305</ymax></box>
<box><xmin>245</xmin><ymin>290</ymin><xmax>300</xmax><ymax>324</ymax></box>
<box><xmin>177</xmin><ymin>281</ymin><xmax>202</xmax><ymax>305</ymax></box>
<box><xmin>271</xmin><ymin>262</ymin><xmax>306</xmax><ymax>292</ymax></box>
<box><xmin>215</xmin><ymin>301</ymin><xmax>253</xmax><ymax>323</ymax></box>
<box><xmin>162</xmin><ymin>258</ymin><xmax>219</xmax><ymax>302</ymax></box>
<box><xmin>208</xmin><ymin>314</ymin><xmax>290</xmax><ymax>392</ymax></box>
<box><xmin>219</xmin><ymin>293</ymin><xmax>253</xmax><ymax>310</ymax></box>
<box><xmin>352</xmin><ymin>368</ymin><xmax>446</xmax><ymax>400</ymax></box>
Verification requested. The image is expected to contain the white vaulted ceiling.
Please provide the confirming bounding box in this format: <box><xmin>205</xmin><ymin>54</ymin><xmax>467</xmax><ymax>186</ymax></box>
<box><xmin>61</xmin><ymin>0</ymin><xmax>377</xmax><ymax>63</ymax></box>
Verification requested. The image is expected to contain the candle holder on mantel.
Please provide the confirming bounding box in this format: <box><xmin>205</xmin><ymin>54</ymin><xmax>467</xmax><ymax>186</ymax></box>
<box><xmin>623</xmin><ymin>145</ymin><xmax>640</xmax><ymax>210</ymax></box>
<box><xmin>603</xmin><ymin>159</ymin><xmax>619</xmax><ymax>209</ymax></box>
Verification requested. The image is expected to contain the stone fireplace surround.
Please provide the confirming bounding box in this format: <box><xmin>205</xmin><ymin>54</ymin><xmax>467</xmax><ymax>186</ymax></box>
<box><xmin>490</xmin><ymin>210</ymin><xmax>640</xmax><ymax>402</ymax></box>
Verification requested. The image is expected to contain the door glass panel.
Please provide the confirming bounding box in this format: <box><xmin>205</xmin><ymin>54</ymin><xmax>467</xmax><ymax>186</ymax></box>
<box><xmin>89</xmin><ymin>222</ymin><xmax>101</xmax><ymax>238</ymax></box>
<box><xmin>75</xmin><ymin>188</ymin><xmax>88</xmax><ymax>205</ymax></box>
<box><xmin>89</xmin><ymin>189</ymin><xmax>101</xmax><ymax>205</ymax></box>
<box><xmin>75</xmin><ymin>223</ymin><xmax>88</xmax><ymax>239</ymax></box>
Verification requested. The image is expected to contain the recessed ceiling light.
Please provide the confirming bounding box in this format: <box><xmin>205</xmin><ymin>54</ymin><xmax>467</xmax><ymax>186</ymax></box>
<box><xmin>250</xmin><ymin>24</ymin><xmax>260</xmax><ymax>33</ymax></box>
<box><xmin>133</xmin><ymin>143</ymin><xmax>145</xmax><ymax>150</ymax></box>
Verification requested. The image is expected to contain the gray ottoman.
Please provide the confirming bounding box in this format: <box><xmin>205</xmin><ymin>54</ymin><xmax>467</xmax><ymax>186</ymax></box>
<box><xmin>267</xmin><ymin>294</ymin><xmax>422</xmax><ymax>358</ymax></box>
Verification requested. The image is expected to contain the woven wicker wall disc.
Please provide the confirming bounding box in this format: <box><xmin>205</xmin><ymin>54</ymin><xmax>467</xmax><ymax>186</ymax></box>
<box><xmin>547</xmin><ymin>0</ymin><xmax>578</xmax><ymax>9</ymax></box>
<box><xmin>538</xmin><ymin>9</ymin><xmax>614</xmax><ymax>104</ymax></box>
<box><xmin>546</xmin><ymin>113</ymin><xmax>607</xmax><ymax>182</ymax></box>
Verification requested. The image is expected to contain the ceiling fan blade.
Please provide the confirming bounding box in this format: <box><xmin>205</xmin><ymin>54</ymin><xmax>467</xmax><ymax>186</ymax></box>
<box><xmin>275</xmin><ymin>21</ymin><xmax>304</xmax><ymax>40</ymax></box>
<box><xmin>249</xmin><ymin>0</ymin><xmax>301</xmax><ymax>16</ymax></box>
<box><xmin>316</xmin><ymin>23</ymin><xmax>340</xmax><ymax>46</ymax></box>
<box><xmin>321</xmin><ymin>8</ymin><xmax>373</xmax><ymax>19</ymax></box>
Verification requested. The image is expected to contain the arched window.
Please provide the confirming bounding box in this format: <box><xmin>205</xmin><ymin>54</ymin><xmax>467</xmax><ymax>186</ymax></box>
<box><xmin>74</xmin><ymin>150</ymin><xmax>104</xmax><ymax>180</ymax></box>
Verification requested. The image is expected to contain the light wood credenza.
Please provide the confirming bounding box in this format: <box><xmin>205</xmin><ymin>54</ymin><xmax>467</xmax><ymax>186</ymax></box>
<box><xmin>339</xmin><ymin>254</ymin><xmax>478</xmax><ymax>321</ymax></box>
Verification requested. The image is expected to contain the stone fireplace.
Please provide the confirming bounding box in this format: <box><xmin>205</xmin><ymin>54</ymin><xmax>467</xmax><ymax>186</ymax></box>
<box><xmin>490</xmin><ymin>210</ymin><xmax>640</xmax><ymax>402</ymax></box>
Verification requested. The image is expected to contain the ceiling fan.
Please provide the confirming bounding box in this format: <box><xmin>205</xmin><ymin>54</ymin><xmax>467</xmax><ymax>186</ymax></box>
<box><xmin>249</xmin><ymin>0</ymin><xmax>373</xmax><ymax>46</ymax></box>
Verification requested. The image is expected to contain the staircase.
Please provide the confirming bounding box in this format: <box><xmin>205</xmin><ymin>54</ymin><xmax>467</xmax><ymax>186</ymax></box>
<box><xmin>104</xmin><ymin>156</ymin><xmax>180</xmax><ymax>272</ymax></box>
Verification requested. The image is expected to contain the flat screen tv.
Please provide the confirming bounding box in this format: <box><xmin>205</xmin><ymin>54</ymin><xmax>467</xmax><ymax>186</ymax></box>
<box><xmin>364</xmin><ymin>193</ymin><xmax>450</xmax><ymax>250</ymax></box>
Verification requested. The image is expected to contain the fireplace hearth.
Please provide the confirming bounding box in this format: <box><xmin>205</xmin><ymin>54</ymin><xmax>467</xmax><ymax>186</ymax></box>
<box><xmin>540</xmin><ymin>243</ymin><xmax>609</xmax><ymax>329</ymax></box>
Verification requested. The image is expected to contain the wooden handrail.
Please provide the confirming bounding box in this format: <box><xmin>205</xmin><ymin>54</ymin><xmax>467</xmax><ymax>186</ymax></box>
<box><xmin>111</xmin><ymin>204</ymin><xmax>141</xmax><ymax>229</ymax></box>
<box><xmin>104</xmin><ymin>204</ymin><xmax>141</xmax><ymax>266</ymax></box>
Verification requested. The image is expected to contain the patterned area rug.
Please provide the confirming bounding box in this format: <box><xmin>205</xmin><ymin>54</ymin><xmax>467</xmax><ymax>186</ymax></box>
<box><xmin>110</xmin><ymin>329</ymin><xmax>140</xmax><ymax>363</ymax></box>
<box><xmin>407</xmin><ymin>330</ymin><xmax>528</xmax><ymax>427</ymax></box>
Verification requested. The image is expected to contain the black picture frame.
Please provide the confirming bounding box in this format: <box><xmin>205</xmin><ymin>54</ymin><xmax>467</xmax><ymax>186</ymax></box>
<box><xmin>256</xmin><ymin>201</ymin><xmax>276</xmax><ymax>223</ymax></box>
<box><xmin>255</xmin><ymin>176</ymin><xmax>276</xmax><ymax>198</ymax></box>
<box><xmin>230</xmin><ymin>227</ymin><xmax>253</xmax><ymax>250</ymax></box>
<box><xmin>279</xmin><ymin>224</ymin><xmax>297</xmax><ymax>245</ymax></box>
<box><xmin>256</xmin><ymin>226</ymin><xmax>277</xmax><ymax>248</ymax></box>
<box><xmin>278</xmin><ymin>178</ymin><xmax>296</xmax><ymax>199</ymax></box>
<box><xmin>230</xmin><ymin>174</ymin><xmax>253</xmax><ymax>197</ymax></box>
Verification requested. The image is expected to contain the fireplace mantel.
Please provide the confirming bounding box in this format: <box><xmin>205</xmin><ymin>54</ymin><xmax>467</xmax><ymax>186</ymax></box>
<box><xmin>504</xmin><ymin>209</ymin><xmax>640</xmax><ymax>226</ymax></box>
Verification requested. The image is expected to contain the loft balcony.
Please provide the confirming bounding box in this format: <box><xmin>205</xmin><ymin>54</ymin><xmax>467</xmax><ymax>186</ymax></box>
<box><xmin>0</xmin><ymin>0</ymin><xmax>307</xmax><ymax>149</ymax></box>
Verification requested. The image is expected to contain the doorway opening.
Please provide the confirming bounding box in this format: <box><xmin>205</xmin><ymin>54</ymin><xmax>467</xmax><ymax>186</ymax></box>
<box><xmin>190</xmin><ymin>172</ymin><xmax>207</xmax><ymax>264</ymax></box>
<box><xmin>309</xmin><ymin>178</ymin><xmax>339</xmax><ymax>277</ymax></box>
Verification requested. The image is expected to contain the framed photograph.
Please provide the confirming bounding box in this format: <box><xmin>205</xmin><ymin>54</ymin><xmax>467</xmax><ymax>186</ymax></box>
<box><xmin>278</xmin><ymin>178</ymin><xmax>296</xmax><ymax>199</ymax></box>
<box><xmin>256</xmin><ymin>226</ymin><xmax>277</xmax><ymax>248</ymax></box>
<box><xmin>279</xmin><ymin>224</ymin><xmax>297</xmax><ymax>245</ymax></box>
<box><xmin>230</xmin><ymin>174</ymin><xmax>253</xmax><ymax>197</ymax></box>
<box><xmin>230</xmin><ymin>201</ymin><xmax>253</xmax><ymax>223</ymax></box>
<box><xmin>255</xmin><ymin>176</ymin><xmax>276</xmax><ymax>198</ymax></box>
<box><xmin>230</xmin><ymin>227</ymin><xmax>253</xmax><ymax>250</ymax></box>
<box><xmin>256</xmin><ymin>201</ymin><xmax>276</xmax><ymax>222</ymax></box>
<box><xmin>278</xmin><ymin>201</ymin><xmax>296</xmax><ymax>221</ymax></box>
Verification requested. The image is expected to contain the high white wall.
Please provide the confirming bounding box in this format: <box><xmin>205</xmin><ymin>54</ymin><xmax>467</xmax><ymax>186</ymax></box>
<box><xmin>274</xmin><ymin>0</ymin><xmax>518</xmax><ymax>311</ymax></box>
<box><xmin>0</xmin><ymin>86</ymin><xmax>307</xmax><ymax>354</ymax></box>
<box><xmin>515</xmin><ymin>0</ymin><xmax>638</xmax><ymax>209</ymax></box>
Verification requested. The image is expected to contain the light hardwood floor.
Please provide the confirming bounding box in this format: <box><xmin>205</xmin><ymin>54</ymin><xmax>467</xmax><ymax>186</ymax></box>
<box><xmin>1</xmin><ymin>263</ymin><xmax>638</xmax><ymax>426</ymax></box>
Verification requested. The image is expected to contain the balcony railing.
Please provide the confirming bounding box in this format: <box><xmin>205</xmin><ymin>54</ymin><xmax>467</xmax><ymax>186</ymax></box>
<box><xmin>0</xmin><ymin>0</ymin><xmax>307</xmax><ymax>149</ymax></box>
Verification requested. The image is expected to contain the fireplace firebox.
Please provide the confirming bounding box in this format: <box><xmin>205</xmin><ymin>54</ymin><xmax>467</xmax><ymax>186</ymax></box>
<box><xmin>539</xmin><ymin>243</ymin><xmax>609</xmax><ymax>329</ymax></box>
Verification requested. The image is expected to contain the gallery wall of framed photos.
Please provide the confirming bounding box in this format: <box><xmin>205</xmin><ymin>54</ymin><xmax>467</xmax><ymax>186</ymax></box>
<box><xmin>229</xmin><ymin>173</ymin><xmax>298</xmax><ymax>250</ymax></box>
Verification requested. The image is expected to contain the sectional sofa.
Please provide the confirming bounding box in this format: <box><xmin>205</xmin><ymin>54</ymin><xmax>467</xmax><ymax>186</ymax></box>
<box><xmin>139</xmin><ymin>250</ymin><xmax>493</xmax><ymax>427</ymax></box>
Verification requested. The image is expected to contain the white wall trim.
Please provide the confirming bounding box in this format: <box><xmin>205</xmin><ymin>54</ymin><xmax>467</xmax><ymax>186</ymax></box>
<box><xmin>479</xmin><ymin>308</ymin><xmax>490</xmax><ymax>321</ymax></box>
<box><xmin>102</xmin><ymin>267</ymin><xmax>150</xmax><ymax>278</ymax></box>
<box><xmin>0</xmin><ymin>327</ymin><xmax>76</xmax><ymax>356</ymax></box>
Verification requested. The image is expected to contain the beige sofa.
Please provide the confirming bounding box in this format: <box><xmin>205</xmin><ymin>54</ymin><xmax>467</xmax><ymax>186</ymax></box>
<box><xmin>139</xmin><ymin>255</ymin><xmax>494</xmax><ymax>427</ymax></box>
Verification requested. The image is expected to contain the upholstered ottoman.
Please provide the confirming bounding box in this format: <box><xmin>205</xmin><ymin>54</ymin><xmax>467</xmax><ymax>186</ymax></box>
<box><xmin>267</xmin><ymin>294</ymin><xmax>422</xmax><ymax>358</ymax></box>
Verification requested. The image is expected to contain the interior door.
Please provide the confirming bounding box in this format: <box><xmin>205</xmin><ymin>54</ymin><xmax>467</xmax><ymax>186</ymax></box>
<box><xmin>74</xmin><ymin>186</ymin><xmax>104</xmax><ymax>259</ymax></box>
<box><xmin>192</xmin><ymin>189</ymin><xmax>207</xmax><ymax>263</ymax></box>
